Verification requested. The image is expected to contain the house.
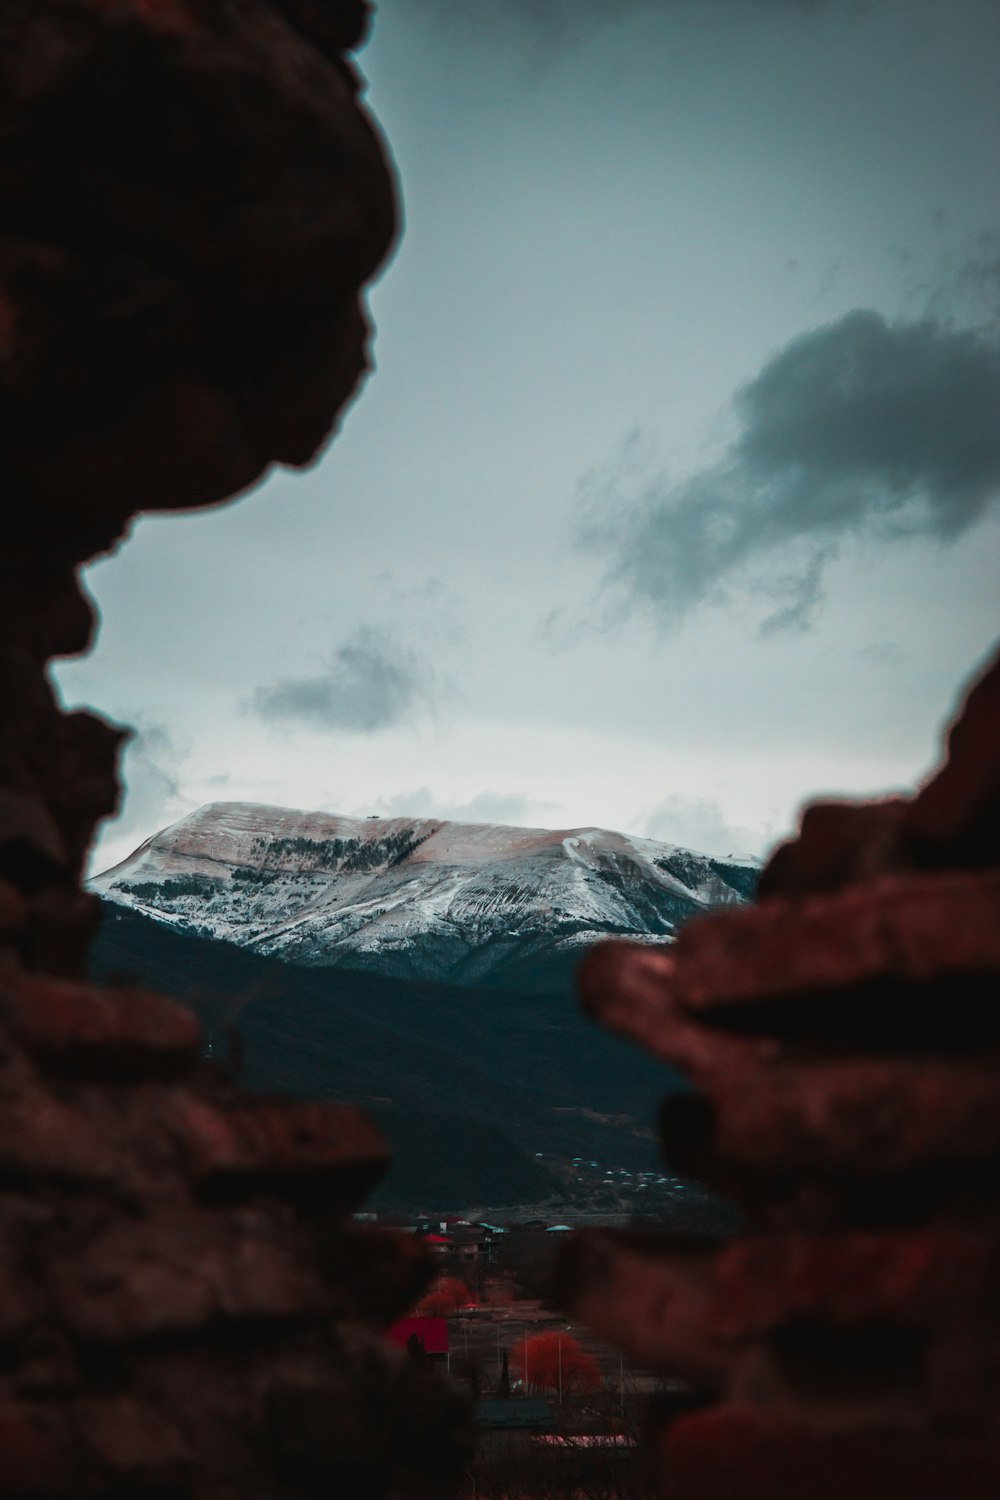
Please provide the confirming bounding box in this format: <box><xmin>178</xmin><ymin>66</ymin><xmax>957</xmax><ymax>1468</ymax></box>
<box><xmin>447</xmin><ymin>1224</ymin><xmax>485</xmax><ymax>1263</ymax></box>
<box><xmin>387</xmin><ymin>1316</ymin><xmax>449</xmax><ymax>1369</ymax></box>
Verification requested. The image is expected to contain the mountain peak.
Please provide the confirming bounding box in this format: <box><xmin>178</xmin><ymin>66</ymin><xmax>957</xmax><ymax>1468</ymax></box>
<box><xmin>91</xmin><ymin>800</ymin><xmax>759</xmax><ymax>989</ymax></box>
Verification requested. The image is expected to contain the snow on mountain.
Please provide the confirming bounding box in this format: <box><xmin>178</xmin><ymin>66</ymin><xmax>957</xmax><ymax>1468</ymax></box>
<box><xmin>90</xmin><ymin>802</ymin><xmax>759</xmax><ymax>987</ymax></box>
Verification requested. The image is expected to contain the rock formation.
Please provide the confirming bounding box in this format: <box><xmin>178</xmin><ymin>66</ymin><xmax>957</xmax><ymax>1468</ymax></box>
<box><xmin>0</xmin><ymin>2</ymin><xmax>471</xmax><ymax>1493</ymax></box>
<box><xmin>561</xmin><ymin>647</ymin><xmax>1000</xmax><ymax>1499</ymax></box>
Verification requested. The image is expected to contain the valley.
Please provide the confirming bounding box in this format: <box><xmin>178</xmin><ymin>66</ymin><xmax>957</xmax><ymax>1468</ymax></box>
<box><xmin>89</xmin><ymin>802</ymin><xmax>757</xmax><ymax>1218</ymax></box>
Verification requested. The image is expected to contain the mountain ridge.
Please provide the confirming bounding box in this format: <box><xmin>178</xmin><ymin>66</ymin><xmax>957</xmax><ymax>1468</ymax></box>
<box><xmin>91</xmin><ymin>800</ymin><xmax>760</xmax><ymax>989</ymax></box>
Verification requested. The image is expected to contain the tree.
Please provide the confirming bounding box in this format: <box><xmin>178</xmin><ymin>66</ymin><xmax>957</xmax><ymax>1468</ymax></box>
<box><xmin>509</xmin><ymin>1331</ymin><xmax>602</xmax><ymax>1396</ymax></box>
<box><xmin>405</xmin><ymin>1332</ymin><xmax>426</xmax><ymax>1363</ymax></box>
<box><xmin>497</xmin><ymin>1349</ymin><xmax>511</xmax><ymax>1399</ymax></box>
<box><xmin>415</xmin><ymin>1275</ymin><xmax>474</xmax><ymax>1317</ymax></box>
<box><xmin>416</xmin><ymin>1290</ymin><xmax>455</xmax><ymax>1316</ymax></box>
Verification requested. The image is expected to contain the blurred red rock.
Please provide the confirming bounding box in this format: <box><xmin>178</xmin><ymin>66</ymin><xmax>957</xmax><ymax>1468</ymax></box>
<box><xmin>0</xmin><ymin>3</ymin><xmax>472</xmax><ymax>1495</ymax></box>
<box><xmin>562</xmin><ymin>646</ymin><xmax>1000</xmax><ymax>1498</ymax></box>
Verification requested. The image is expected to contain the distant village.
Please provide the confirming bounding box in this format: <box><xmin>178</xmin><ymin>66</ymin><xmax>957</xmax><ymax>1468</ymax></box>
<box><xmin>359</xmin><ymin>1206</ymin><xmax>695</xmax><ymax>1498</ymax></box>
<box><xmin>375</xmin><ymin>1148</ymin><xmax>738</xmax><ymax>1234</ymax></box>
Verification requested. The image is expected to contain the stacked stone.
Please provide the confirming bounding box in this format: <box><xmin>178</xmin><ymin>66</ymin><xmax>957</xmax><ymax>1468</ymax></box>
<box><xmin>560</xmin><ymin>650</ymin><xmax>1000</xmax><ymax>1500</ymax></box>
<box><xmin>0</xmin><ymin>971</ymin><xmax>471</xmax><ymax>1492</ymax></box>
<box><xmin>0</xmin><ymin>3</ymin><xmax>472</xmax><ymax>1493</ymax></box>
<box><xmin>0</xmin><ymin>0</ymin><xmax>398</xmax><ymax>969</ymax></box>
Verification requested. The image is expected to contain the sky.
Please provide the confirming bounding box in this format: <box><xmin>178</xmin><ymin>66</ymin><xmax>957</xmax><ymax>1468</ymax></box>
<box><xmin>54</xmin><ymin>0</ymin><xmax>1000</xmax><ymax>873</ymax></box>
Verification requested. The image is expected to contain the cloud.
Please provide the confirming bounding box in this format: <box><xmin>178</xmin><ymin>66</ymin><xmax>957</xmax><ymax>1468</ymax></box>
<box><xmin>951</xmin><ymin>230</ymin><xmax>1000</xmax><ymax>335</ymax></box>
<box><xmin>585</xmin><ymin>311</ymin><xmax>1000</xmax><ymax>633</ymax></box>
<box><xmin>364</xmin><ymin>572</ymin><xmax>469</xmax><ymax>650</ymax></box>
<box><xmin>644</xmin><ymin>795</ymin><xmax>761</xmax><ymax>859</ymax></box>
<box><xmin>368</xmin><ymin>786</ymin><xmax>553</xmax><ymax>827</ymax></box>
<box><xmin>92</xmin><ymin>720</ymin><xmax>191</xmax><ymax>873</ymax></box>
<box><xmin>757</xmin><ymin>546</ymin><xmax>834</xmax><ymax>637</ymax></box>
<box><xmin>250</xmin><ymin>625</ymin><xmax>435</xmax><ymax>734</ymax></box>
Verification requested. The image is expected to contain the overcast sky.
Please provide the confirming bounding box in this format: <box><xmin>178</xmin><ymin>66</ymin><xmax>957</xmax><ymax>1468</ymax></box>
<box><xmin>55</xmin><ymin>0</ymin><xmax>1000</xmax><ymax>872</ymax></box>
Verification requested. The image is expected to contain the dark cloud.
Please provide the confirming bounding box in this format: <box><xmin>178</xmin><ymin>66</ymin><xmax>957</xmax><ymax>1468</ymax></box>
<box><xmin>585</xmin><ymin>311</ymin><xmax>1000</xmax><ymax>634</ymax></box>
<box><xmin>250</xmin><ymin>626</ymin><xmax>433</xmax><ymax>733</ymax></box>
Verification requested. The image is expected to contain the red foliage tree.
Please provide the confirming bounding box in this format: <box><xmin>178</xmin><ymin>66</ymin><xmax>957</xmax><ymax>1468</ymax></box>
<box><xmin>510</xmin><ymin>1332</ymin><xmax>602</xmax><ymax>1395</ymax></box>
<box><xmin>415</xmin><ymin>1275</ymin><xmax>475</xmax><ymax>1317</ymax></box>
<box><xmin>416</xmin><ymin>1291</ymin><xmax>454</xmax><ymax>1316</ymax></box>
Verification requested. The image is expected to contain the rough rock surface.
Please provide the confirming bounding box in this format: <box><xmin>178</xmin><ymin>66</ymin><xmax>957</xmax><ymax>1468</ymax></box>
<box><xmin>560</xmin><ymin>647</ymin><xmax>1000</xmax><ymax>1499</ymax></box>
<box><xmin>0</xmin><ymin>2</ymin><xmax>472</xmax><ymax>1494</ymax></box>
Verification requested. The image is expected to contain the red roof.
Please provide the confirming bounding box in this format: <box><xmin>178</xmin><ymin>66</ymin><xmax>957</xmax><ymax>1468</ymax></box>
<box><xmin>423</xmin><ymin>1233</ymin><xmax>452</xmax><ymax>1244</ymax></box>
<box><xmin>387</xmin><ymin>1316</ymin><xmax>449</xmax><ymax>1355</ymax></box>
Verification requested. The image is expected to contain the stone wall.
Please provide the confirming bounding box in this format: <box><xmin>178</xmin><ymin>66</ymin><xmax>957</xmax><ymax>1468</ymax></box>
<box><xmin>3</xmin><ymin>5</ymin><xmax>997</xmax><ymax>1496</ymax></box>
<box><xmin>0</xmin><ymin>3</ymin><xmax>471</xmax><ymax>1493</ymax></box>
<box><xmin>560</xmin><ymin>648</ymin><xmax>1000</xmax><ymax>1499</ymax></box>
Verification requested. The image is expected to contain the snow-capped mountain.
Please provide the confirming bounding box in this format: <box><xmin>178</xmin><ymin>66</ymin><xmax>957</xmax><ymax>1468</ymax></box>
<box><xmin>91</xmin><ymin>802</ymin><xmax>759</xmax><ymax>988</ymax></box>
